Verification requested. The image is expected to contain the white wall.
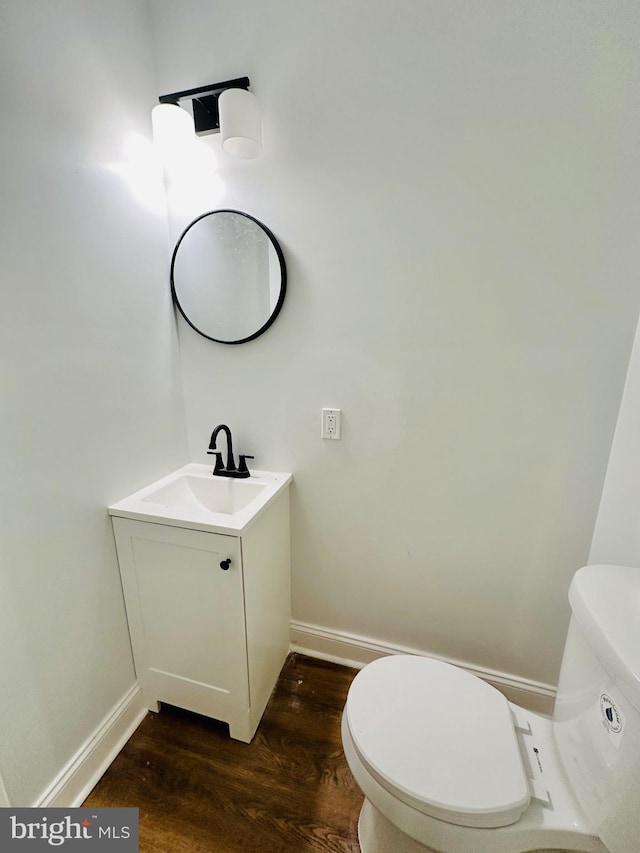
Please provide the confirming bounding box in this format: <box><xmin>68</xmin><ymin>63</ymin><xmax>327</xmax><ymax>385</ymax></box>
<box><xmin>0</xmin><ymin>1</ymin><xmax>187</xmax><ymax>805</ymax></box>
<box><xmin>149</xmin><ymin>0</ymin><xmax>640</xmax><ymax>689</ymax></box>
<box><xmin>589</xmin><ymin>316</ymin><xmax>640</xmax><ymax>568</ymax></box>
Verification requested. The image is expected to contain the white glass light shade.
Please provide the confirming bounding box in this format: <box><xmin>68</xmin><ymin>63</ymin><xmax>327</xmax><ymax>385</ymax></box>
<box><xmin>151</xmin><ymin>103</ymin><xmax>195</xmax><ymax>166</ymax></box>
<box><xmin>219</xmin><ymin>88</ymin><xmax>263</xmax><ymax>159</ymax></box>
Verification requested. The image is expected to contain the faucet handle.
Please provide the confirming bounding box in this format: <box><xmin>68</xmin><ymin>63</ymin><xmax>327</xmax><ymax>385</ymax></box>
<box><xmin>207</xmin><ymin>450</ymin><xmax>225</xmax><ymax>475</ymax></box>
<box><xmin>238</xmin><ymin>454</ymin><xmax>254</xmax><ymax>475</ymax></box>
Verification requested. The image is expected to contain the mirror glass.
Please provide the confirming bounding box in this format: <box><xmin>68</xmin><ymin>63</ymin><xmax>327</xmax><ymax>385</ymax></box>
<box><xmin>171</xmin><ymin>209</ymin><xmax>286</xmax><ymax>344</ymax></box>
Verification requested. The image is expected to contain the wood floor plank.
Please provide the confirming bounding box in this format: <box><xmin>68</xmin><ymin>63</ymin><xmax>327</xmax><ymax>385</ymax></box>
<box><xmin>84</xmin><ymin>654</ymin><xmax>363</xmax><ymax>852</ymax></box>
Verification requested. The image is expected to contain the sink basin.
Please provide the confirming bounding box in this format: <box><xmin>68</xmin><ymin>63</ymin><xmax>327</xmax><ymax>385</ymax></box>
<box><xmin>109</xmin><ymin>464</ymin><xmax>292</xmax><ymax>534</ymax></box>
<box><xmin>141</xmin><ymin>475</ymin><xmax>266</xmax><ymax>515</ymax></box>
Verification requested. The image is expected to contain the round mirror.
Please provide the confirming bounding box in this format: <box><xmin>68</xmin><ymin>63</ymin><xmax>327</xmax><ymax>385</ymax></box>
<box><xmin>170</xmin><ymin>209</ymin><xmax>287</xmax><ymax>344</ymax></box>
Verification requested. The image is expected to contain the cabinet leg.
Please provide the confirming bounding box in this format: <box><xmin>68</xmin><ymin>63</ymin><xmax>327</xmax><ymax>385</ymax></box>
<box><xmin>142</xmin><ymin>692</ymin><xmax>160</xmax><ymax>713</ymax></box>
<box><xmin>229</xmin><ymin>712</ymin><xmax>253</xmax><ymax>744</ymax></box>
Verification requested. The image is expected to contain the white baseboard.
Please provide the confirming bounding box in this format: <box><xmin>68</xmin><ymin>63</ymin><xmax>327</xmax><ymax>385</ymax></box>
<box><xmin>0</xmin><ymin>771</ymin><xmax>9</xmax><ymax>808</ymax></box>
<box><xmin>36</xmin><ymin>684</ymin><xmax>148</xmax><ymax>808</ymax></box>
<box><xmin>290</xmin><ymin>621</ymin><xmax>556</xmax><ymax>716</ymax></box>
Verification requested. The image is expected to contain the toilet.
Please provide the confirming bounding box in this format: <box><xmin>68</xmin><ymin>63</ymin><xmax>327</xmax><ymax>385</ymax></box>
<box><xmin>342</xmin><ymin>564</ymin><xmax>640</xmax><ymax>853</ymax></box>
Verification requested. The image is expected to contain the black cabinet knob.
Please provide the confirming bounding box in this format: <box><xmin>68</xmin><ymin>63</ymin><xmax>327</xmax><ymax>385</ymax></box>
<box><xmin>220</xmin><ymin>558</ymin><xmax>231</xmax><ymax>571</ymax></box>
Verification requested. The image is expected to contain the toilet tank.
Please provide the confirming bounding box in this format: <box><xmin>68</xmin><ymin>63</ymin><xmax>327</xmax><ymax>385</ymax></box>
<box><xmin>552</xmin><ymin>565</ymin><xmax>640</xmax><ymax>853</ymax></box>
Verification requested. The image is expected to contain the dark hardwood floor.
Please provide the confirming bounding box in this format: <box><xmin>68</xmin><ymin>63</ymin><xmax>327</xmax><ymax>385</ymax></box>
<box><xmin>84</xmin><ymin>654</ymin><xmax>363</xmax><ymax>852</ymax></box>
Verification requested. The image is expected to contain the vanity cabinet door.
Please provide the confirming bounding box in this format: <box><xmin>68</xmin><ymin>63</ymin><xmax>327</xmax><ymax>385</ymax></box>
<box><xmin>111</xmin><ymin>518</ymin><xmax>251</xmax><ymax>741</ymax></box>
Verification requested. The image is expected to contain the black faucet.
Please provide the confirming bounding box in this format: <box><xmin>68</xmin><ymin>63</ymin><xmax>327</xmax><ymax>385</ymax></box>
<box><xmin>207</xmin><ymin>424</ymin><xmax>254</xmax><ymax>478</ymax></box>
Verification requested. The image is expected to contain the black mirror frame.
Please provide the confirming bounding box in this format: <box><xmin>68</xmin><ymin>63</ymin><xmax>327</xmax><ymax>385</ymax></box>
<box><xmin>170</xmin><ymin>209</ymin><xmax>287</xmax><ymax>345</ymax></box>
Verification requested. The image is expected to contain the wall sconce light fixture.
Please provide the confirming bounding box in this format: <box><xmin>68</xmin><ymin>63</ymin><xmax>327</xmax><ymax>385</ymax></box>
<box><xmin>152</xmin><ymin>76</ymin><xmax>262</xmax><ymax>160</ymax></box>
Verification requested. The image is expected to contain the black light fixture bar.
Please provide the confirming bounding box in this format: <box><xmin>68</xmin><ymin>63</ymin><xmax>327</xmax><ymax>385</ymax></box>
<box><xmin>158</xmin><ymin>77</ymin><xmax>250</xmax><ymax>136</ymax></box>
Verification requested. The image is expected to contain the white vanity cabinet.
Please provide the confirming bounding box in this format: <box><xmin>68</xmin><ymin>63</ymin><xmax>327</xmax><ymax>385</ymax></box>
<box><xmin>110</xmin><ymin>485</ymin><xmax>290</xmax><ymax>743</ymax></box>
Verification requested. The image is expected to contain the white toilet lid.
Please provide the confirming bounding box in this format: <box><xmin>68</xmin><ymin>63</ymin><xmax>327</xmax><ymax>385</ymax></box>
<box><xmin>346</xmin><ymin>655</ymin><xmax>530</xmax><ymax>829</ymax></box>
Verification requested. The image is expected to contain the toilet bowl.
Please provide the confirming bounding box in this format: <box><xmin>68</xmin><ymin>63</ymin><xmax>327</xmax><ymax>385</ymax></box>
<box><xmin>341</xmin><ymin>565</ymin><xmax>640</xmax><ymax>853</ymax></box>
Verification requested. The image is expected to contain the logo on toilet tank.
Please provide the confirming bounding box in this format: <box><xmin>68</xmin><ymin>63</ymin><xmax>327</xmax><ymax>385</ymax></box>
<box><xmin>600</xmin><ymin>694</ymin><xmax>623</xmax><ymax>734</ymax></box>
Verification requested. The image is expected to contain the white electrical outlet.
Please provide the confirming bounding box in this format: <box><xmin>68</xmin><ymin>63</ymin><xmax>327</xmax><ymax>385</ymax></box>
<box><xmin>321</xmin><ymin>408</ymin><xmax>342</xmax><ymax>439</ymax></box>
